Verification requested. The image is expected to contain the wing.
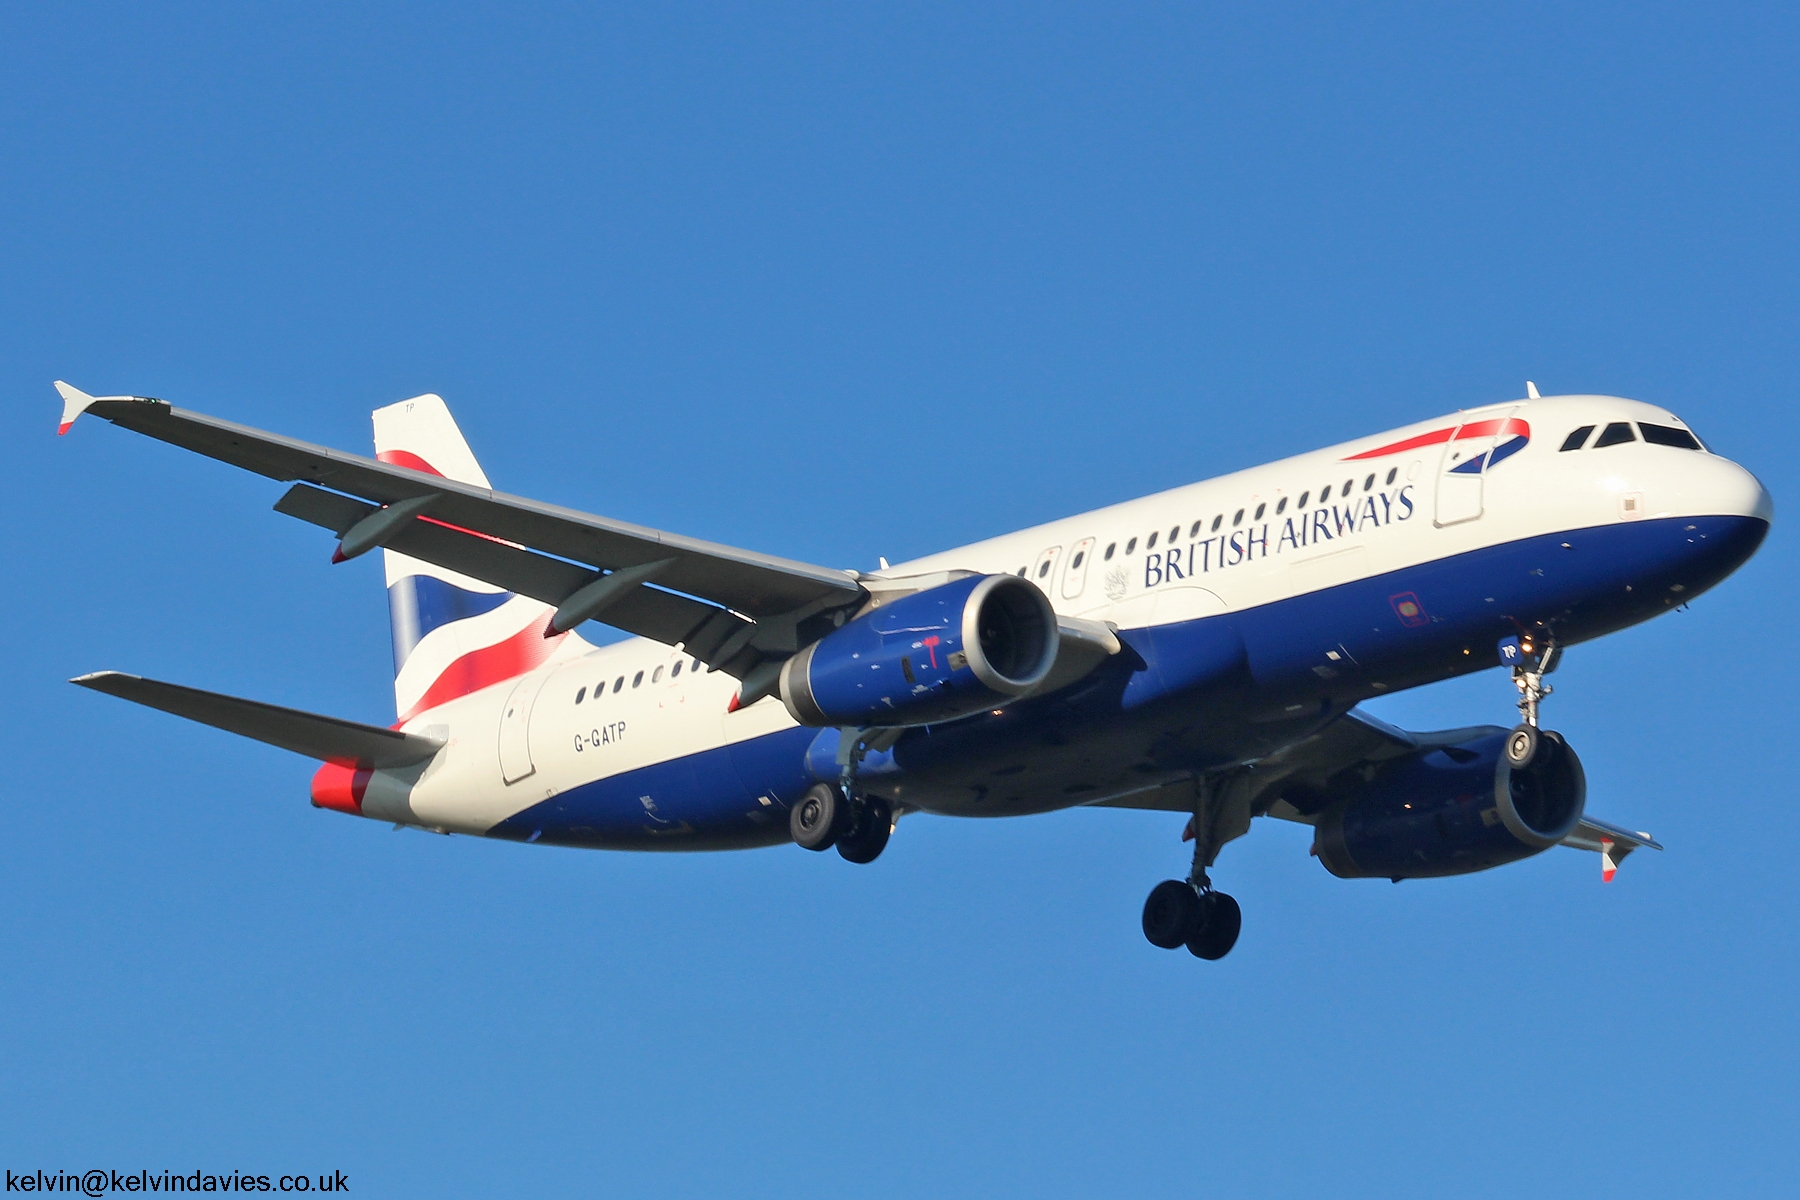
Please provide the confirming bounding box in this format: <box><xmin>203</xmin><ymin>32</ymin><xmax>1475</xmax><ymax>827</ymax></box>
<box><xmin>1099</xmin><ymin>707</ymin><xmax>1662</xmax><ymax>877</ymax></box>
<box><xmin>73</xmin><ymin>671</ymin><xmax>443</xmax><ymax>768</ymax></box>
<box><xmin>57</xmin><ymin>383</ymin><xmax>867</xmax><ymax>680</ymax></box>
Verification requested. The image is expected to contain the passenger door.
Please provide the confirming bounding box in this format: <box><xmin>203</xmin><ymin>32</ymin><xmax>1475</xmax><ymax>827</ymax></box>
<box><xmin>1434</xmin><ymin>406</ymin><xmax>1519</xmax><ymax>527</ymax></box>
<box><xmin>498</xmin><ymin>671</ymin><xmax>549</xmax><ymax>785</ymax></box>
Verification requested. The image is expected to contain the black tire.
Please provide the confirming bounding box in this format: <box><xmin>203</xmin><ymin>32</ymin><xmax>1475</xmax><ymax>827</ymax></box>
<box><xmin>1505</xmin><ymin>724</ymin><xmax>1539</xmax><ymax>770</ymax></box>
<box><xmin>837</xmin><ymin>796</ymin><xmax>893</xmax><ymax>864</ymax></box>
<box><xmin>791</xmin><ymin>783</ymin><xmax>843</xmax><ymax>851</ymax></box>
<box><xmin>1142</xmin><ymin>880</ymin><xmax>1202</xmax><ymax>949</ymax></box>
<box><xmin>1186</xmin><ymin>892</ymin><xmax>1242</xmax><ymax>960</ymax></box>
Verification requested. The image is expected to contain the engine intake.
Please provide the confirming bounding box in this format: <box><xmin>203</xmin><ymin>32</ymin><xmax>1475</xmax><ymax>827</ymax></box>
<box><xmin>780</xmin><ymin>573</ymin><xmax>1058</xmax><ymax>728</ymax></box>
<box><xmin>1312</xmin><ymin>729</ymin><xmax>1585</xmax><ymax>880</ymax></box>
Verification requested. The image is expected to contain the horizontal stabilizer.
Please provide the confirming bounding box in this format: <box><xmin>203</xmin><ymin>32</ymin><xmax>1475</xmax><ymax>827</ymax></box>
<box><xmin>1562</xmin><ymin>815</ymin><xmax>1662</xmax><ymax>881</ymax></box>
<box><xmin>71</xmin><ymin>671</ymin><xmax>443</xmax><ymax>768</ymax></box>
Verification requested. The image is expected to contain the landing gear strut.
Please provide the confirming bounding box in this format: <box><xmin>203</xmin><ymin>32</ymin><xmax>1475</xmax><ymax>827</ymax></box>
<box><xmin>1141</xmin><ymin>773</ymin><xmax>1247</xmax><ymax>960</ymax></box>
<box><xmin>1505</xmin><ymin>632</ymin><xmax>1560</xmax><ymax>769</ymax></box>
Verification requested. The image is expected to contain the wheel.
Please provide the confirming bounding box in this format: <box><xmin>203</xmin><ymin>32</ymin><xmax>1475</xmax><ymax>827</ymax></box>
<box><xmin>1505</xmin><ymin>724</ymin><xmax>1539</xmax><ymax>770</ymax></box>
<box><xmin>1186</xmin><ymin>891</ymin><xmax>1242</xmax><ymax>960</ymax></box>
<box><xmin>836</xmin><ymin>796</ymin><xmax>893</xmax><ymax>864</ymax></box>
<box><xmin>1142</xmin><ymin>880</ymin><xmax>1202</xmax><ymax>949</ymax></box>
<box><xmin>791</xmin><ymin>782</ymin><xmax>844</xmax><ymax>851</ymax></box>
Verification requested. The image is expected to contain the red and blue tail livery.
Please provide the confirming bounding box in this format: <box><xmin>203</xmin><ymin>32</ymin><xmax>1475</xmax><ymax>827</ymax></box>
<box><xmin>60</xmin><ymin>379</ymin><xmax>1769</xmax><ymax>963</ymax></box>
<box><xmin>371</xmin><ymin>395</ymin><xmax>583</xmax><ymax>724</ymax></box>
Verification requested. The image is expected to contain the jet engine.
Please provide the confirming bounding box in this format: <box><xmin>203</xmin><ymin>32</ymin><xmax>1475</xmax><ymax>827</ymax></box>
<box><xmin>1312</xmin><ymin>729</ymin><xmax>1585</xmax><ymax>880</ymax></box>
<box><xmin>780</xmin><ymin>573</ymin><xmax>1058</xmax><ymax>727</ymax></box>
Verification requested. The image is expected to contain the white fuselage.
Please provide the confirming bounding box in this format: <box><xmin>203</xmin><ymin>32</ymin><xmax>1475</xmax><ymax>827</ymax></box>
<box><xmin>363</xmin><ymin>394</ymin><xmax>1769</xmax><ymax>839</ymax></box>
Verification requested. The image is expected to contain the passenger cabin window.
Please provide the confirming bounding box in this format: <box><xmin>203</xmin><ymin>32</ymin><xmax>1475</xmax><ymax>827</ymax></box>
<box><xmin>1037</xmin><ymin>559</ymin><xmax>1052</xmax><ymax>578</ymax></box>
<box><xmin>1211</xmin><ymin>515</ymin><xmax>1222</xmax><ymax>532</ymax></box>
<box><xmin>691</xmin><ymin>659</ymin><xmax>702</xmax><ymax>673</ymax></box>
<box><xmin>632</xmin><ymin>671</ymin><xmax>644</xmax><ymax>688</ymax></box>
<box><xmin>1016</xmin><ymin>567</ymin><xmax>1026</xmax><ymax>577</ymax></box>
<box><xmin>1276</xmin><ymin>497</ymin><xmax>1287</xmax><ymax>514</ymax></box>
<box><xmin>1253</xmin><ymin>503</ymin><xmax>1265</xmax><ymax>520</ymax></box>
<box><xmin>613</xmin><ymin>677</ymin><xmax>625</xmax><ymax>693</ymax></box>
<box><xmin>1071</xmin><ymin>550</ymin><xmax>1085</xmax><ymax>569</ymax></box>
<box><xmin>672</xmin><ymin>661</ymin><xmax>683</xmax><ymax>677</ymax></box>
<box><xmin>1126</xmin><ymin>537</ymin><xmax>1138</xmax><ymax>554</ymax></box>
<box><xmin>575</xmin><ymin>687</ymin><xmax>586</xmax><ymax>704</ymax></box>
<box><xmin>1385</xmin><ymin>468</ymin><xmax>1397</xmax><ymax>485</ymax></box>
<box><xmin>1168</xmin><ymin>525</ymin><xmax>1179</xmax><ymax>543</ymax></box>
<box><xmin>1593</xmin><ymin>422</ymin><xmax>1637</xmax><ymax>448</ymax></box>
<box><xmin>652</xmin><ymin>666</ymin><xmax>664</xmax><ymax>683</ymax></box>
<box><xmin>1104</xmin><ymin>542</ymin><xmax>1116</xmax><ymax>561</ymax></box>
<box><xmin>1363</xmin><ymin>474</ymin><xmax>1375</xmax><ymax>491</ymax></box>
<box><xmin>1189</xmin><ymin>521</ymin><xmax>1202</xmax><ymax>538</ymax></box>
<box><xmin>1320</xmin><ymin>484</ymin><xmax>1332</xmax><ymax>502</ymax></box>
<box><xmin>1146</xmin><ymin>531</ymin><xmax>1159</xmax><ymax>549</ymax></box>
<box><xmin>1560</xmin><ymin>425</ymin><xmax>1595</xmax><ymax>451</ymax></box>
<box><xmin>1341</xmin><ymin>478</ymin><xmax>1353</xmax><ymax>494</ymax></box>
<box><xmin>1232</xmin><ymin>509</ymin><xmax>1244</xmax><ymax>526</ymax></box>
<box><xmin>1298</xmin><ymin>491</ymin><xmax>1310</xmax><ymax>508</ymax></box>
<box><xmin>1640</xmin><ymin>422</ymin><xmax>1703</xmax><ymax>450</ymax></box>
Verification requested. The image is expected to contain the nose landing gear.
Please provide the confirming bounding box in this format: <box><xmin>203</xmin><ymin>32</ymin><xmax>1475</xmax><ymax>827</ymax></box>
<box><xmin>1141</xmin><ymin>773</ymin><xmax>1249</xmax><ymax>961</ymax></box>
<box><xmin>1503</xmin><ymin>632</ymin><xmax>1560</xmax><ymax>769</ymax></box>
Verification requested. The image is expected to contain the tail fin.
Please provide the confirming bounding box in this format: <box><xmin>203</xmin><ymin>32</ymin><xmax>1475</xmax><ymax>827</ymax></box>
<box><xmin>373</xmin><ymin>395</ymin><xmax>579</xmax><ymax>722</ymax></box>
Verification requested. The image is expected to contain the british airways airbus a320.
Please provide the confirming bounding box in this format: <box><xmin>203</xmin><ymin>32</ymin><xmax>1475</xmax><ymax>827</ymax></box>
<box><xmin>58</xmin><ymin>380</ymin><xmax>1770</xmax><ymax>960</ymax></box>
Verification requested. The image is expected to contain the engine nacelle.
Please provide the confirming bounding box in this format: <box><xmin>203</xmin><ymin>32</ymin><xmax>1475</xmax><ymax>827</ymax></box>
<box><xmin>1312</xmin><ymin>730</ymin><xmax>1585</xmax><ymax>880</ymax></box>
<box><xmin>780</xmin><ymin>574</ymin><xmax>1058</xmax><ymax>728</ymax></box>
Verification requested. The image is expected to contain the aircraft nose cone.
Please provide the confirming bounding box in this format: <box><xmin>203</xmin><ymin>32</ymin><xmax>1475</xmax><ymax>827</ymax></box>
<box><xmin>1750</xmin><ymin>473</ymin><xmax>1775</xmax><ymax>524</ymax></box>
<box><xmin>1721</xmin><ymin>457</ymin><xmax>1774</xmax><ymax>525</ymax></box>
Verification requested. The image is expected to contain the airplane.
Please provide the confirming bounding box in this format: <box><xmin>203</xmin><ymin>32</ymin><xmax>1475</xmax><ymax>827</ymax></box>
<box><xmin>56</xmin><ymin>379</ymin><xmax>1771</xmax><ymax>960</ymax></box>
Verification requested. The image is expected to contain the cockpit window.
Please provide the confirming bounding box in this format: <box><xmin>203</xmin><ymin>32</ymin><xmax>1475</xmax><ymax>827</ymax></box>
<box><xmin>1560</xmin><ymin>425</ymin><xmax>1595</xmax><ymax>451</ymax></box>
<box><xmin>1593</xmin><ymin>422</ymin><xmax>1637</xmax><ymax>448</ymax></box>
<box><xmin>1639</xmin><ymin>422</ymin><xmax>1703</xmax><ymax>450</ymax></box>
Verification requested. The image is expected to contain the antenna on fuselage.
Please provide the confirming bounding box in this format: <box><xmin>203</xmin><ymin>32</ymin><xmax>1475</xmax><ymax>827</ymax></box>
<box><xmin>1526</xmin><ymin>381</ymin><xmax>1541</xmax><ymax>399</ymax></box>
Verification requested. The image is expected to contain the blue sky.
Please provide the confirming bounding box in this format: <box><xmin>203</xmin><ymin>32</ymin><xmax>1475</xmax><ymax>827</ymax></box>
<box><xmin>4</xmin><ymin>3</ymin><xmax>1797</xmax><ymax>1196</ymax></box>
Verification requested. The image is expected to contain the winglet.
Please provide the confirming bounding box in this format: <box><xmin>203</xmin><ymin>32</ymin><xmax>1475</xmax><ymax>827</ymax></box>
<box><xmin>55</xmin><ymin>380</ymin><xmax>154</xmax><ymax>435</ymax></box>
<box><xmin>1562</xmin><ymin>815</ymin><xmax>1662</xmax><ymax>881</ymax></box>
<box><xmin>54</xmin><ymin>381</ymin><xmax>98</xmax><ymax>435</ymax></box>
<box><xmin>1526</xmin><ymin>380</ymin><xmax>1541</xmax><ymax>400</ymax></box>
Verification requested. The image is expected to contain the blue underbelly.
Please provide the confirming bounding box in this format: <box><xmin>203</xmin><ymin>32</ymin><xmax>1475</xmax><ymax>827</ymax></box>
<box><xmin>487</xmin><ymin>514</ymin><xmax>1767</xmax><ymax>844</ymax></box>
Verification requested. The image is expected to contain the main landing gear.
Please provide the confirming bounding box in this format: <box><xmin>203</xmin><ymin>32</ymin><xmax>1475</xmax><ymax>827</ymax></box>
<box><xmin>1141</xmin><ymin>773</ymin><xmax>1248</xmax><ymax>961</ymax></box>
<box><xmin>1504</xmin><ymin>632</ymin><xmax>1561</xmax><ymax>770</ymax></box>
<box><xmin>1142</xmin><ymin>880</ymin><xmax>1242</xmax><ymax>960</ymax></box>
<box><xmin>791</xmin><ymin>781</ymin><xmax>893</xmax><ymax>864</ymax></box>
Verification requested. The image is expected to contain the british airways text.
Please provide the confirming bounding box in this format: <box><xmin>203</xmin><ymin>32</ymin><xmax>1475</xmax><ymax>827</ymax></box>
<box><xmin>1144</xmin><ymin>485</ymin><xmax>1417</xmax><ymax>587</ymax></box>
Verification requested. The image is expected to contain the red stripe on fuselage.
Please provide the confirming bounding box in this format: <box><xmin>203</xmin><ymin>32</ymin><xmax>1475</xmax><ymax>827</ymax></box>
<box><xmin>1343</xmin><ymin>417</ymin><xmax>1529</xmax><ymax>460</ymax></box>
<box><xmin>397</xmin><ymin>611</ymin><xmax>567</xmax><ymax>724</ymax></box>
